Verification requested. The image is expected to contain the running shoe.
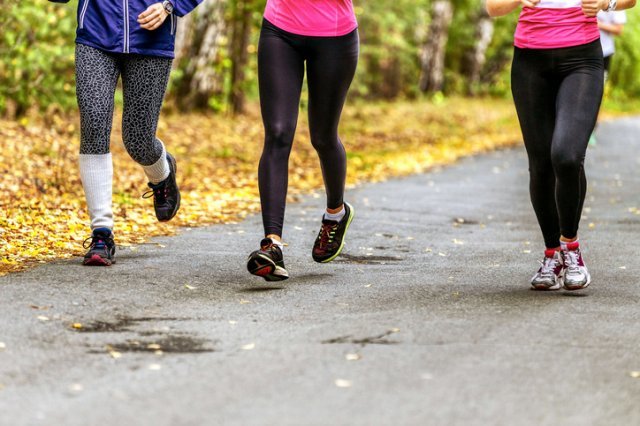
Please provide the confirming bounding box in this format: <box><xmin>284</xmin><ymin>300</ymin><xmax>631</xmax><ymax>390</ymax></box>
<box><xmin>143</xmin><ymin>152</ymin><xmax>181</xmax><ymax>222</ymax></box>
<box><xmin>312</xmin><ymin>202</ymin><xmax>355</xmax><ymax>263</ymax></box>
<box><xmin>562</xmin><ymin>241</ymin><xmax>591</xmax><ymax>290</ymax></box>
<box><xmin>530</xmin><ymin>249</ymin><xmax>564</xmax><ymax>291</ymax></box>
<box><xmin>247</xmin><ymin>238</ymin><xmax>289</xmax><ymax>281</ymax></box>
<box><xmin>83</xmin><ymin>228</ymin><xmax>116</xmax><ymax>266</ymax></box>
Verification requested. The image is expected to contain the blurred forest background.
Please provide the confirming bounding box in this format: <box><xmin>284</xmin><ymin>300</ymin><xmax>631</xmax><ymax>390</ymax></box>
<box><xmin>2</xmin><ymin>0</ymin><xmax>638</xmax><ymax>117</ymax></box>
<box><xmin>1</xmin><ymin>0</ymin><xmax>638</xmax><ymax>273</ymax></box>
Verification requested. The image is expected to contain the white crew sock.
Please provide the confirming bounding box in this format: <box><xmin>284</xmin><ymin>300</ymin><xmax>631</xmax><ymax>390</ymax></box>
<box><xmin>324</xmin><ymin>206</ymin><xmax>346</xmax><ymax>222</ymax></box>
<box><xmin>269</xmin><ymin>238</ymin><xmax>284</xmax><ymax>249</ymax></box>
<box><xmin>79</xmin><ymin>154</ymin><xmax>114</xmax><ymax>231</ymax></box>
<box><xmin>142</xmin><ymin>141</ymin><xmax>170</xmax><ymax>184</ymax></box>
<box><xmin>560</xmin><ymin>239</ymin><xmax>579</xmax><ymax>250</ymax></box>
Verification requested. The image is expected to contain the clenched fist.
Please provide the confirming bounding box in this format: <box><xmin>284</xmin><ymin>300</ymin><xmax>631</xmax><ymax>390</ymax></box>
<box><xmin>520</xmin><ymin>0</ymin><xmax>541</xmax><ymax>7</ymax></box>
<box><xmin>138</xmin><ymin>3</ymin><xmax>169</xmax><ymax>31</ymax></box>
<box><xmin>582</xmin><ymin>0</ymin><xmax>610</xmax><ymax>16</ymax></box>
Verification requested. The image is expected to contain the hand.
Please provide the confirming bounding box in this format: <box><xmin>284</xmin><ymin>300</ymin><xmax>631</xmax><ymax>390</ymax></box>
<box><xmin>520</xmin><ymin>0</ymin><xmax>541</xmax><ymax>8</ymax></box>
<box><xmin>582</xmin><ymin>0</ymin><xmax>609</xmax><ymax>16</ymax></box>
<box><xmin>138</xmin><ymin>3</ymin><xmax>169</xmax><ymax>31</ymax></box>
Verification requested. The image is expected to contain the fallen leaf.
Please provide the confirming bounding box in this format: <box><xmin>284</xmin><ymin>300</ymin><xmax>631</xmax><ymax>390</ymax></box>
<box><xmin>71</xmin><ymin>323</ymin><xmax>83</xmax><ymax>329</ymax></box>
<box><xmin>184</xmin><ymin>284</ymin><xmax>197</xmax><ymax>290</ymax></box>
<box><xmin>335</xmin><ymin>379</ymin><xmax>352</xmax><ymax>388</ymax></box>
<box><xmin>109</xmin><ymin>351</ymin><xmax>122</xmax><ymax>359</ymax></box>
<box><xmin>242</xmin><ymin>343</ymin><xmax>256</xmax><ymax>351</ymax></box>
<box><xmin>147</xmin><ymin>344</ymin><xmax>161</xmax><ymax>350</ymax></box>
<box><xmin>148</xmin><ymin>364</ymin><xmax>162</xmax><ymax>371</ymax></box>
<box><xmin>345</xmin><ymin>353</ymin><xmax>361</xmax><ymax>361</ymax></box>
<box><xmin>239</xmin><ymin>299</ymin><xmax>252</xmax><ymax>305</ymax></box>
<box><xmin>630</xmin><ymin>371</ymin><xmax>640</xmax><ymax>379</ymax></box>
<box><xmin>0</xmin><ymin>342</ymin><xmax>5</xmax><ymax>350</ymax></box>
<box><xmin>30</xmin><ymin>305</ymin><xmax>50</xmax><ymax>310</ymax></box>
<box><xmin>69</xmin><ymin>383</ymin><xmax>83</xmax><ymax>392</ymax></box>
<box><xmin>37</xmin><ymin>315</ymin><xmax>50</xmax><ymax>322</ymax></box>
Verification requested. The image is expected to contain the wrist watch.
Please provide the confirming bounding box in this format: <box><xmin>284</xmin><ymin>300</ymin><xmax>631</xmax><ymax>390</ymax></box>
<box><xmin>607</xmin><ymin>0</ymin><xmax>617</xmax><ymax>11</ymax></box>
<box><xmin>162</xmin><ymin>0</ymin><xmax>174</xmax><ymax>15</ymax></box>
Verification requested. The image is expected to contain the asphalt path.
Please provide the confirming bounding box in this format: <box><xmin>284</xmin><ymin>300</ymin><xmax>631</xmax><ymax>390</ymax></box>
<box><xmin>1</xmin><ymin>118</ymin><xmax>639</xmax><ymax>426</ymax></box>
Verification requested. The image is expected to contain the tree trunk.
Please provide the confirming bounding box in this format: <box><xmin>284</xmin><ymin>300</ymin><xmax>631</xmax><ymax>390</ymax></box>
<box><xmin>419</xmin><ymin>0</ymin><xmax>453</xmax><ymax>94</ymax></box>
<box><xmin>464</xmin><ymin>6</ymin><xmax>494</xmax><ymax>96</ymax></box>
<box><xmin>228</xmin><ymin>0</ymin><xmax>252</xmax><ymax>115</ymax></box>
<box><xmin>173</xmin><ymin>0</ymin><xmax>227</xmax><ymax>110</ymax></box>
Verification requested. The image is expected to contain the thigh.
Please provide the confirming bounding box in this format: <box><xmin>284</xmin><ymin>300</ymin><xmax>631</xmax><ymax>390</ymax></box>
<box><xmin>306</xmin><ymin>30</ymin><xmax>359</xmax><ymax>137</ymax></box>
<box><xmin>120</xmin><ymin>54</ymin><xmax>172</xmax><ymax>132</ymax></box>
<box><xmin>75</xmin><ymin>43</ymin><xmax>120</xmax><ymax>154</ymax></box>
<box><xmin>511</xmin><ymin>49</ymin><xmax>558</xmax><ymax>162</ymax></box>
<box><xmin>553</xmin><ymin>66</ymin><xmax>603</xmax><ymax>159</ymax></box>
<box><xmin>258</xmin><ymin>23</ymin><xmax>305</xmax><ymax>134</ymax></box>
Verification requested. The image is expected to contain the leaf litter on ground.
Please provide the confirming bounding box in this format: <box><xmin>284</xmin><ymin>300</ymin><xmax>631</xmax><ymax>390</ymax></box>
<box><xmin>0</xmin><ymin>98</ymin><xmax>521</xmax><ymax>275</ymax></box>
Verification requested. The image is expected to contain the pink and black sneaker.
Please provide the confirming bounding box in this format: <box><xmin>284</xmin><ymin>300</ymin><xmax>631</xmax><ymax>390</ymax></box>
<box><xmin>82</xmin><ymin>228</ymin><xmax>116</xmax><ymax>266</ymax></box>
<box><xmin>531</xmin><ymin>249</ymin><xmax>564</xmax><ymax>291</ymax></box>
<box><xmin>562</xmin><ymin>242</ymin><xmax>591</xmax><ymax>290</ymax></box>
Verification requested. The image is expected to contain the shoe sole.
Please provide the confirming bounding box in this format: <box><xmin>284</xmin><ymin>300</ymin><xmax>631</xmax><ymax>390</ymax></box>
<box><xmin>531</xmin><ymin>282</ymin><xmax>561</xmax><ymax>291</ymax></box>
<box><xmin>158</xmin><ymin>154</ymin><xmax>181</xmax><ymax>222</ymax></box>
<box><xmin>83</xmin><ymin>254</ymin><xmax>114</xmax><ymax>266</ymax></box>
<box><xmin>248</xmin><ymin>253</ymin><xmax>289</xmax><ymax>282</ymax></box>
<box><xmin>315</xmin><ymin>202</ymin><xmax>355</xmax><ymax>264</ymax></box>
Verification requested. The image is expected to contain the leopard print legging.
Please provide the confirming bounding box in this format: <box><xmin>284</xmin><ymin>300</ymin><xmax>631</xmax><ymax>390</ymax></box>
<box><xmin>75</xmin><ymin>43</ymin><xmax>172</xmax><ymax>165</ymax></box>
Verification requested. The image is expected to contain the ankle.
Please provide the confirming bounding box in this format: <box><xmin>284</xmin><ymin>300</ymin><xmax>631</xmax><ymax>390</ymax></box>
<box><xmin>265</xmin><ymin>235</ymin><xmax>284</xmax><ymax>248</ymax></box>
<box><xmin>324</xmin><ymin>205</ymin><xmax>345</xmax><ymax>221</ymax></box>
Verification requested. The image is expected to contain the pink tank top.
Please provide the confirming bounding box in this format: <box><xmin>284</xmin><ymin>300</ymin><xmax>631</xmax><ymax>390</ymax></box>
<box><xmin>515</xmin><ymin>0</ymin><xmax>599</xmax><ymax>49</ymax></box>
<box><xmin>264</xmin><ymin>0</ymin><xmax>358</xmax><ymax>37</ymax></box>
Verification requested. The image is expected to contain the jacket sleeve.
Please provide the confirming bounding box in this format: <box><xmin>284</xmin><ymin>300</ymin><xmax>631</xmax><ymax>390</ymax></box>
<box><xmin>173</xmin><ymin>0</ymin><xmax>205</xmax><ymax>17</ymax></box>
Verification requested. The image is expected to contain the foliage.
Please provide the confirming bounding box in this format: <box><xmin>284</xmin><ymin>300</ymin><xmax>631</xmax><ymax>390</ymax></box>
<box><xmin>2</xmin><ymin>1</ymin><xmax>640</xmax><ymax>115</ymax></box>
<box><xmin>0</xmin><ymin>98</ymin><xmax>521</xmax><ymax>274</ymax></box>
<box><xmin>0</xmin><ymin>1</ymin><xmax>76</xmax><ymax>117</ymax></box>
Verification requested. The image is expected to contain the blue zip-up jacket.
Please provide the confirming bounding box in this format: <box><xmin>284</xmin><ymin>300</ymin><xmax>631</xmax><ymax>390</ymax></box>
<box><xmin>50</xmin><ymin>0</ymin><xmax>203</xmax><ymax>58</ymax></box>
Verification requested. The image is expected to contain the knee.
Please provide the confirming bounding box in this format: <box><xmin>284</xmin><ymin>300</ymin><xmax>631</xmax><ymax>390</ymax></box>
<box><xmin>551</xmin><ymin>148</ymin><xmax>583</xmax><ymax>176</ymax></box>
<box><xmin>528</xmin><ymin>158</ymin><xmax>552</xmax><ymax>178</ymax></box>
<box><xmin>309</xmin><ymin>129</ymin><xmax>340</xmax><ymax>153</ymax></box>
<box><xmin>264</xmin><ymin>121</ymin><xmax>296</xmax><ymax>151</ymax></box>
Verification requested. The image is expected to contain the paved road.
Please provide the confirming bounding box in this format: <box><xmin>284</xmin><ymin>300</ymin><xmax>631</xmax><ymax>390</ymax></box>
<box><xmin>1</xmin><ymin>118</ymin><xmax>640</xmax><ymax>426</ymax></box>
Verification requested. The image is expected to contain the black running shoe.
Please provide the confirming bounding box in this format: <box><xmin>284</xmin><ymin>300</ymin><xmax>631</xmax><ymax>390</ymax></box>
<box><xmin>312</xmin><ymin>202</ymin><xmax>355</xmax><ymax>263</ymax></box>
<box><xmin>83</xmin><ymin>228</ymin><xmax>116</xmax><ymax>266</ymax></box>
<box><xmin>143</xmin><ymin>152</ymin><xmax>181</xmax><ymax>222</ymax></box>
<box><xmin>247</xmin><ymin>238</ymin><xmax>289</xmax><ymax>281</ymax></box>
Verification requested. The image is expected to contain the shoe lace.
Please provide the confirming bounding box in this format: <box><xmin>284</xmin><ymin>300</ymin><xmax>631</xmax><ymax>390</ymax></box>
<box><xmin>317</xmin><ymin>222</ymin><xmax>339</xmax><ymax>248</ymax></box>
<box><xmin>538</xmin><ymin>256</ymin><xmax>559</xmax><ymax>278</ymax></box>
<box><xmin>142</xmin><ymin>181</ymin><xmax>169</xmax><ymax>203</ymax></box>
<box><xmin>83</xmin><ymin>235</ymin><xmax>107</xmax><ymax>250</ymax></box>
<box><xmin>564</xmin><ymin>250</ymin><xmax>581</xmax><ymax>274</ymax></box>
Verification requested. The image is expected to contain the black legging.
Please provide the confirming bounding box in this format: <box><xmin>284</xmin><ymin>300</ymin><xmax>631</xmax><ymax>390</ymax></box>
<box><xmin>257</xmin><ymin>19</ymin><xmax>359</xmax><ymax>237</ymax></box>
<box><xmin>511</xmin><ymin>40</ymin><xmax>604</xmax><ymax>249</ymax></box>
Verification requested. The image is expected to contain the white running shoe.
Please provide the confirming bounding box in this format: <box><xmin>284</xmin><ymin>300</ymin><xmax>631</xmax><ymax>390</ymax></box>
<box><xmin>531</xmin><ymin>249</ymin><xmax>564</xmax><ymax>291</ymax></box>
<box><xmin>562</xmin><ymin>242</ymin><xmax>591</xmax><ymax>290</ymax></box>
